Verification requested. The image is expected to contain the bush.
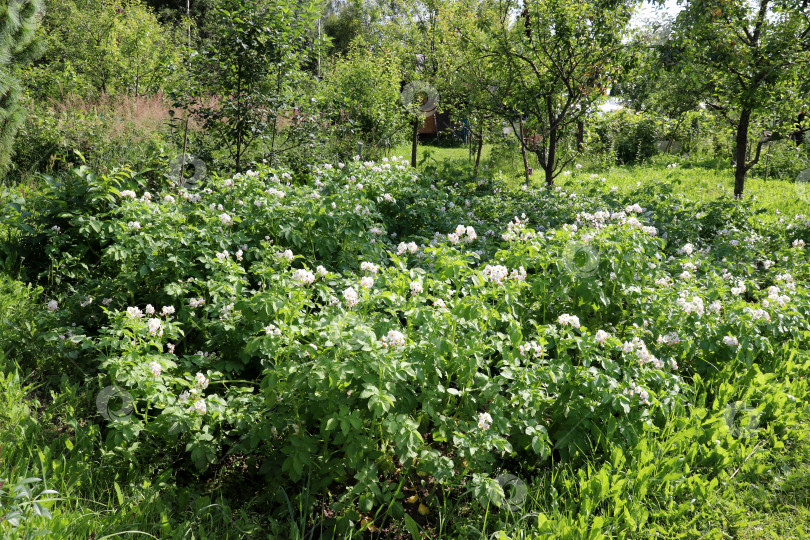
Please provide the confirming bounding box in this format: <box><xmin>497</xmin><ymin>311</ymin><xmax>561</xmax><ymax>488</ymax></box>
<box><xmin>589</xmin><ymin>109</ymin><xmax>661</xmax><ymax>165</ymax></box>
<box><xmin>748</xmin><ymin>138</ymin><xmax>810</xmax><ymax>181</ymax></box>
<box><xmin>9</xmin><ymin>95</ymin><xmax>179</xmax><ymax>183</ymax></box>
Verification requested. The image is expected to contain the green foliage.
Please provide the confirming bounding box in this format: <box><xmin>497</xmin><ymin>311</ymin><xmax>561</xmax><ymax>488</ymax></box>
<box><xmin>0</xmin><ymin>0</ymin><xmax>45</xmax><ymax>180</ymax></box>
<box><xmin>3</xmin><ymin>152</ymin><xmax>809</xmax><ymax>536</ymax></box>
<box><xmin>177</xmin><ymin>0</ymin><xmax>322</xmax><ymax>173</ymax></box>
<box><xmin>26</xmin><ymin>0</ymin><xmax>186</xmax><ymax>99</ymax></box>
<box><xmin>479</xmin><ymin>0</ymin><xmax>634</xmax><ymax>185</ymax></box>
<box><xmin>320</xmin><ymin>37</ymin><xmax>408</xmax><ymax>158</ymax></box>
<box><xmin>0</xmin><ymin>273</ymin><xmax>41</xmax><ymax>363</ymax></box>
<box><xmin>323</xmin><ymin>1</ymin><xmax>362</xmax><ymax>57</ymax></box>
<box><xmin>10</xmin><ymin>97</ymin><xmax>178</xmax><ymax>182</ymax></box>
<box><xmin>670</xmin><ymin>0</ymin><xmax>810</xmax><ymax>195</ymax></box>
<box><xmin>589</xmin><ymin>109</ymin><xmax>660</xmax><ymax>165</ymax></box>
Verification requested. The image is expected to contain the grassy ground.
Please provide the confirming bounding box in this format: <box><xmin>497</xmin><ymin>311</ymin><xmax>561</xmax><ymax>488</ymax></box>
<box><xmin>393</xmin><ymin>141</ymin><xmax>810</xmax><ymax>218</ymax></box>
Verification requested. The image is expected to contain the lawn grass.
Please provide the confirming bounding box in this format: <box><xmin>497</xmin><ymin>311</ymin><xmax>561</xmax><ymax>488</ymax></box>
<box><xmin>395</xmin><ymin>141</ymin><xmax>810</xmax><ymax>218</ymax></box>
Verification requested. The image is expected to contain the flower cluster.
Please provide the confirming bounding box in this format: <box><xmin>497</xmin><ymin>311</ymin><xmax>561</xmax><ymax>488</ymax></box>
<box><xmin>47</xmin><ymin>300</ymin><xmax>58</xmax><ymax>312</ymax></box>
<box><xmin>482</xmin><ymin>264</ymin><xmax>509</xmax><ymax>285</ymax></box>
<box><xmin>501</xmin><ymin>215</ymin><xmax>535</xmax><ymax>242</ymax></box>
<box><xmin>656</xmin><ymin>332</ymin><xmax>681</xmax><ymax>346</ymax></box>
<box><xmin>433</xmin><ymin>299</ymin><xmax>447</xmax><ymax>309</ymax></box>
<box><xmin>265</xmin><ymin>324</ymin><xmax>282</xmax><ymax>336</ymax></box>
<box><xmin>518</xmin><ymin>341</ymin><xmax>544</xmax><ymax>357</ymax></box>
<box><xmin>219</xmin><ymin>213</ymin><xmax>233</xmax><ymax>226</ymax></box>
<box><xmin>126</xmin><ymin>306</ymin><xmax>143</xmax><ymax>318</ymax></box>
<box><xmin>381</xmin><ymin>329</ymin><xmax>406</xmax><ymax>348</ymax></box>
<box><xmin>557</xmin><ymin>313</ymin><xmax>581</xmax><ymax>329</ymax></box>
<box><xmin>448</xmin><ymin>224</ymin><xmax>477</xmax><ymax>244</ymax></box>
<box><xmin>624</xmin><ymin>384</ymin><xmax>650</xmax><ymax>405</ymax></box>
<box><xmin>277</xmin><ymin>249</ymin><xmax>294</xmax><ymax>262</ymax></box>
<box><xmin>343</xmin><ymin>287</ymin><xmax>359</xmax><ymax>308</ymax></box>
<box><xmin>410</xmin><ymin>281</ymin><xmax>423</xmax><ymax>295</ymax></box>
<box><xmin>676</xmin><ymin>293</ymin><xmax>705</xmax><ymax>317</ymax></box>
<box><xmin>594</xmin><ymin>329</ymin><xmax>610</xmax><ymax>345</ymax></box>
<box><xmin>360</xmin><ymin>276</ymin><xmax>374</xmax><ymax>290</ymax></box>
<box><xmin>292</xmin><ymin>269</ymin><xmax>315</xmax><ymax>286</ymax></box>
<box><xmin>775</xmin><ymin>273</ymin><xmax>796</xmax><ymax>290</ymax></box>
<box><xmin>510</xmin><ymin>266</ymin><xmax>527</xmax><ymax>281</ymax></box>
<box><xmin>147</xmin><ymin>318</ymin><xmax>163</xmax><ymax>336</ymax></box>
<box><xmin>180</xmin><ymin>190</ymin><xmax>202</xmax><ymax>203</ymax></box>
<box><xmin>361</xmin><ymin>262</ymin><xmax>379</xmax><ymax>274</ymax></box>
<box><xmin>623</xmin><ymin>338</ymin><xmax>663</xmax><ymax>368</ymax></box>
<box><xmin>396</xmin><ymin>242</ymin><xmax>419</xmax><ymax>256</ymax></box>
<box><xmin>189</xmin><ymin>297</ymin><xmax>205</xmax><ymax>308</ymax></box>
<box><xmin>149</xmin><ymin>361</ymin><xmax>162</xmax><ymax>377</ymax></box>
<box><xmin>477</xmin><ymin>412</ymin><xmax>493</xmax><ymax>430</ymax></box>
<box><xmin>723</xmin><ymin>335</ymin><xmax>739</xmax><ymax>347</ymax></box>
<box><xmin>762</xmin><ymin>285</ymin><xmax>790</xmax><ymax>308</ymax></box>
<box><xmin>655</xmin><ymin>276</ymin><xmax>672</xmax><ymax>287</ymax></box>
<box><xmin>678</xmin><ymin>243</ymin><xmax>695</xmax><ymax>256</ymax></box>
<box><xmin>178</xmin><ymin>373</ymin><xmax>210</xmax><ymax>414</ymax></box>
<box><xmin>195</xmin><ymin>372</ymin><xmax>210</xmax><ymax>389</ymax></box>
<box><xmin>744</xmin><ymin>307</ymin><xmax>771</xmax><ymax>321</ymax></box>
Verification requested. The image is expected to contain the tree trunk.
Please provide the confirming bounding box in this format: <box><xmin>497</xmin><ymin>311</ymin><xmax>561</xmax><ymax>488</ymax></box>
<box><xmin>545</xmin><ymin>125</ymin><xmax>557</xmax><ymax>186</ymax></box>
<box><xmin>576</xmin><ymin>120</ymin><xmax>584</xmax><ymax>152</ymax></box>
<box><xmin>734</xmin><ymin>109</ymin><xmax>751</xmax><ymax>198</ymax></box>
<box><xmin>519</xmin><ymin>117</ymin><xmax>530</xmax><ymax>184</ymax></box>
<box><xmin>411</xmin><ymin>119</ymin><xmax>419</xmax><ymax>168</ymax></box>
<box><xmin>474</xmin><ymin>125</ymin><xmax>484</xmax><ymax>177</ymax></box>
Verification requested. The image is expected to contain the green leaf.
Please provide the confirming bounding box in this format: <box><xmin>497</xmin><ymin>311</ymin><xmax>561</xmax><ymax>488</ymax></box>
<box><xmin>403</xmin><ymin>513</ymin><xmax>421</xmax><ymax>539</ymax></box>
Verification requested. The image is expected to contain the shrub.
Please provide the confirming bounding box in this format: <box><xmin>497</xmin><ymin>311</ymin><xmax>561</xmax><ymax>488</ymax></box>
<box><xmin>589</xmin><ymin>109</ymin><xmax>660</xmax><ymax>165</ymax></box>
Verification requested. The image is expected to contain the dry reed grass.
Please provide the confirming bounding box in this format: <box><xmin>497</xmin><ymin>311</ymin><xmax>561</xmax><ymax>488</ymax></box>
<box><xmin>45</xmin><ymin>93</ymin><xmax>174</xmax><ymax>140</ymax></box>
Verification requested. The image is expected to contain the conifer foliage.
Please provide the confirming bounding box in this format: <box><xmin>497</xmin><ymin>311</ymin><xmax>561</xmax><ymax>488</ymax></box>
<box><xmin>0</xmin><ymin>0</ymin><xmax>44</xmax><ymax>179</ymax></box>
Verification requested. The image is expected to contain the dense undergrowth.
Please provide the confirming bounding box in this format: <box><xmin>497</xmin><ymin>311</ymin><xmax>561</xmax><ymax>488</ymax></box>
<box><xmin>1</xmin><ymin>158</ymin><xmax>809</xmax><ymax>538</ymax></box>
